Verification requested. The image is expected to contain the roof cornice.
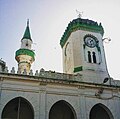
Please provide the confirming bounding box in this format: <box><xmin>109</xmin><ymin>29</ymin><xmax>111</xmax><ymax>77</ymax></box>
<box><xmin>60</xmin><ymin>18</ymin><xmax>104</xmax><ymax>48</ymax></box>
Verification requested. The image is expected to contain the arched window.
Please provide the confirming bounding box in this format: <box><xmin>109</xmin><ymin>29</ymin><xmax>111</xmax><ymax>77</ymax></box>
<box><xmin>88</xmin><ymin>51</ymin><xmax>92</xmax><ymax>63</ymax></box>
<box><xmin>92</xmin><ymin>52</ymin><xmax>97</xmax><ymax>63</ymax></box>
<box><xmin>90</xmin><ymin>103</ymin><xmax>114</xmax><ymax>119</ymax></box>
<box><xmin>49</xmin><ymin>100</ymin><xmax>77</xmax><ymax>119</ymax></box>
<box><xmin>2</xmin><ymin>97</ymin><xmax>34</xmax><ymax>119</ymax></box>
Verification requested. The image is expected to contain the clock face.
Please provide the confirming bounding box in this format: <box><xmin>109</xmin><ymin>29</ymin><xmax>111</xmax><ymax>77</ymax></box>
<box><xmin>84</xmin><ymin>37</ymin><xmax>96</xmax><ymax>48</ymax></box>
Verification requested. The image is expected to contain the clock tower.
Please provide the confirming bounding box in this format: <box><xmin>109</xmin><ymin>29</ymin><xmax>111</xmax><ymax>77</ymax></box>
<box><xmin>60</xmin><ymin>18</ymin><xmax>109</xmax><ymax>83</ymax></box>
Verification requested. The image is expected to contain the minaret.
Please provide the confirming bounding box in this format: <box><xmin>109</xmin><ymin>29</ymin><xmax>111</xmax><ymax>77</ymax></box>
<box><xmin>60</xmin><ymin>17</ymin><xmax>109</xmax><ymax>83</ymax></box>
<box><xmin>15</xmin><ymin>20</ymin><xmax>35</xmax><ymax>74</ymax></box>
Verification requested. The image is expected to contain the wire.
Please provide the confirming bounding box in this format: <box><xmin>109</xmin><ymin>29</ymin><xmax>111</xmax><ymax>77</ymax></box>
<box><xmin>96</xmin><ymin>95</ymin><xmax>120</xmax><ymax>100</ymax></box>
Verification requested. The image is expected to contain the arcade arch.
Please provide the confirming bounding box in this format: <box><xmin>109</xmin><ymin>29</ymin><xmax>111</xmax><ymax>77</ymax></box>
<box><xmin>90</xmin><ymin>103</ymin><xmax>114</xmax><ymax>119</ymax></box>
<box><xmin>49</xmin><ymin>100</ymin><xmax>76</xmax><ymax>119</ymax></box>
<box><xmin>1</xmin><ymin>97</ymin><xmax>34</xmax><ymax>119</ymax></box>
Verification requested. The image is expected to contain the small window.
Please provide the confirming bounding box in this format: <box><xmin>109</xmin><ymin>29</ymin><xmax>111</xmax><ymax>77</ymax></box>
<box><xmin>88</xmin><ymin>51</ymin><xmax>92</xmax><ymax>63</ymax></box>
<box><xmin>26</xmin><ymin>43</ymin><xmax>28</xmax><ymax>46</ymax></box>
<box><xmin>93</xmin><ymin>52</ymin><xmax>97</xmax><ymax>63</ymax></box>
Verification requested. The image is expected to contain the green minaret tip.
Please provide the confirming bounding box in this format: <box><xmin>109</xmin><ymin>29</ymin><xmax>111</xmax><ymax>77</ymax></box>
<box><xmin>22</xmin><ymin>19</ymin><xmax>32</xmax><ymax>41</ymax></box>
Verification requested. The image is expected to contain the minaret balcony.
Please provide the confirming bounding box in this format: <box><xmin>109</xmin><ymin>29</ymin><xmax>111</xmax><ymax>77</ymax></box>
<box><xmin>15</xmin><ymin>49</ymin><xmax>35</xmax><ymax>62</ymax></box>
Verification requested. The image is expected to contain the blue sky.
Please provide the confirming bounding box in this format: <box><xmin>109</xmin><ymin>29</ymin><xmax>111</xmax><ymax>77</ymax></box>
<box><xmin>0</xmin><ymin>0</ymin><xmax>120</xmax><ymax>79</ymax></box>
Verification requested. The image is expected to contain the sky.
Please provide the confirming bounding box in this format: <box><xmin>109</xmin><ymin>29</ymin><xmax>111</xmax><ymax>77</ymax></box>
<box><xmin>0</xmin><ymin>0</ymin><xmax>120</xmax><ymax>80</ymax></box>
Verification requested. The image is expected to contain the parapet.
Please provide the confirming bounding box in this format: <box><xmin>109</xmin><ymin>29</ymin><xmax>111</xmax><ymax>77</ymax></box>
<box><xmin>0</xmin><ymin>59</ymin><xmax>6</xmax><ymax>72</ymax></box>
<box><xmin>0</xmin><ymin>67</ymin><xmax>82</xmax><ymax>82</ymax></box>
<box><xmin>0</xmin><ymin>66</ymin><xmax>120</xmax><ymax>88</ymax></box>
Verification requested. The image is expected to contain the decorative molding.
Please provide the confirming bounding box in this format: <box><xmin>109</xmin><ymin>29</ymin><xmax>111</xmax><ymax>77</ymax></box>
<box><xmin>15</xmin><ymin>49</ymin><xmax>35</xmax><ymax>61</ymax></box>
<box><xmin>60</xmin><ymin>18</ymin><xmax>104</xmax><ymax>48</ymax></box>
<box><xmin>1</xmin><ymin>67</ymin><xmax>120</xmax><ymax>89</ymax></box>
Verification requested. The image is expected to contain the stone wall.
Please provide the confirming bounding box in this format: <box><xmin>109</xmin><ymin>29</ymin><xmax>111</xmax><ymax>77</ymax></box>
<box><xmin>0</xmin><ymin>71</ymin><xmax>120</xmax><ymax>119</ymax></box>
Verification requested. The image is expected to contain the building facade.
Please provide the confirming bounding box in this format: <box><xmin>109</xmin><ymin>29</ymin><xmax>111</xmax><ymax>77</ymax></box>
<box><xmin>0</xmin><ymin>17</ymin><xmax>120</xmax><ymax>119</ymax></box>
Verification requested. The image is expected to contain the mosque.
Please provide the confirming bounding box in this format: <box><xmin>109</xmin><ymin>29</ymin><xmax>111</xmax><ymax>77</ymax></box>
<box><xmin>0</xmin><ymin>16</ymin><xmax>120</xmax><ymax>119</ymax></box>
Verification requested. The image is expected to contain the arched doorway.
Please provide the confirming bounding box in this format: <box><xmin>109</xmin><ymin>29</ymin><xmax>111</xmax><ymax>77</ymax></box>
<box><xmin>90</xmin><ymin>103</ymin><xmax>114</xmax><ymax>119</ymax></box>
<box><xmin>49</xmin><ymin>100</ymin><xmax>76</xmax><ymax>119</ymax></box>
<box><xmin>1</xmin><ymin>97</ymin><xmax>34</xmax><ymax>119</ymax></box>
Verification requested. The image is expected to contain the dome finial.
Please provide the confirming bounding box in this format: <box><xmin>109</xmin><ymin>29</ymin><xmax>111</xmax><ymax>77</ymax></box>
<box><xmin>76</xmin><ymin>10</ymin><xmax>83</xmax><ymax>18</ymax></box>
<box><xmin>27</xmin><ymin>19</ymin><xmax>29</xmax><ymax>27</ymax></box>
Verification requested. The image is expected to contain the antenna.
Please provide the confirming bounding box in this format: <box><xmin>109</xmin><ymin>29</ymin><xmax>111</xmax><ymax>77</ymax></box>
<box><xmin>76</xmin><ymin>10</ymin><xmax>83</xmax><ymax>18</ymax></box>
